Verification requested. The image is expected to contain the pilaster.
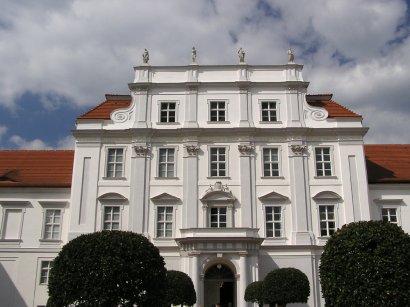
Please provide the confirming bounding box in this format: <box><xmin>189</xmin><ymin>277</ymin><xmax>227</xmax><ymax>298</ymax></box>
<box><xmin>238</xmin><ymin>144</ymin><xmax>254</xmax><ymax>227</ymax></box>
<box><xmin>183</xmin><ymin>143</ymin><xmax>199</xmax><ymax>227</ymax></box>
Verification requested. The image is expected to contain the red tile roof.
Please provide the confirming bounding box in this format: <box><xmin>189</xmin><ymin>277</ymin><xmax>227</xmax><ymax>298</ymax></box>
<box><xmin>306</xmin><ymin>94</ymin><xmax>361</xmax><ymax>118</ymax></box>
<box><xmin>365</xmin><ymin>145</ymin><xmax>410</xmax><ymax>184</ymax></box>
<box><xmin>0</xmin><ymin>150</ymin><xmax>74</xmax><ymax>187</ymax></box>
<box><xmin>78</xmin><ymin>93</ymin><xmax>361</xmax><ymax>120</ymax></box>
<box><xmin>78</xmin><ymin>95</ymin><xmax>131</xmax><ymax>120</ymax></box>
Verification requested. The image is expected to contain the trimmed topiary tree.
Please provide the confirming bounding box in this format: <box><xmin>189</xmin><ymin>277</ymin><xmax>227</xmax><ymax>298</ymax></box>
<box><xmin>244</xmin><ymin>281</ymin><xmax>264</xmax><ymax>307</ymax></box>
<box><xmin>263</xmin><ymin>267</ymin><xmax>310</xmax><ymax>307</ymax></box>
<box><xmin>320</xmin><ymin>220</ymin><xmax>410</xmax><ymax>306</ymax></box>
<box><xmin>166</xmin><ymin>270</ymin><xmax>196</xmax><ymax>306</ymax></box>
<box><xmin>47</xmin><ymin>231</ymin><xmax>167</xmax><ymax>307</ymax></box>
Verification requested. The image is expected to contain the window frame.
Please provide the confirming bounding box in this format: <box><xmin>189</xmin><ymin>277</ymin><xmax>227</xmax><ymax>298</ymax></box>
<box><xmin>0</xmin><ymin>202</ymin><xmax>28</xmax><ymax>242</ymax></box>
<box><xmin>155</xmin><ymin>206</ymin><xmax>174</xmax><ymax>238</ymax></box>
<box><xmin>157</xmin><ymin>100</ymin><xmax>179</xmax><ymax>124</ymax></box>
<box><xmin>264</xmin><ymin>205</ymin><xmax>284</xmax><ymax>238</ymax></box>
<box><xmin>208</xmin><ymin>146</ymin><xmax>229</xmax><ymax>178</ymax></box>
<box><xmin>377</xmin><ymin>203</ymin><xmax>402</xmax><ymax>226</ymax></box>
<box><xmin>259</xmin><ymin>100</ymin><xmax>279</xmax><ymax>123</ymax></box>
<box><xmin>104</xmin><ymin>147</ymin><xmax>126</xmax><ymax>179</ymax></box>
<box><xmin>261</xmin><ymin>147</ymin><xmax>281</xmax><ymax>177</ymax></box>
<box><xmin>102</xmin><ymin>205</ymin><xmax>122</xmax><ymax>231</ymax></box>
<box><xmin>157</xmin><ymin>147</ymin><xmax>177</xmax><ymax>178</ymax></box>
<box><xmin>209</xmin><ymin>206</ymin><xmax>228</xmax><ymax>228</ymax></box>
<box><xmin>39</xmin><ymin>260</ymin><xmax>53</xmax><ymax>285</ymax></box>
<box><xmin>314</xmin><ymin>146</ymin><xmax>334</xmax><ymax>177</ymax></box>
<box><xmin>318</xmin><ymin>204</ymin><xmax>337</xmax><ymax>237</ymax></box>
<box><xmin>207</xmin><ymin>100</ymin><xmax>229</xmax><ymax>123</ymax></box>
<box><xmin>41</xmin><ymin>208</ymin><xmax>63</xmax><ymax>241</ymax></box>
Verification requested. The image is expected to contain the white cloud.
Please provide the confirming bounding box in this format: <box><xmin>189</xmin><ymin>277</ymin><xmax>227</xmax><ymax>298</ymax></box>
<box><xmin>9</xmin><ymin>135</ymin><xmax>51</xmax><ymax>150</ymax></box>
<box><xmin>0</xmin><ymin>126</ymin><xmax>7</xmax><ymax>141</ymax></box>
<box><xmin>56</xmin><ymin>135</ymin><xmax>75</xmax><ymax>149</ymax></box>
<box><xmin>0</xmin><ymin>0</ymin><xmax>409</xmax><ymax>143</ymax></box>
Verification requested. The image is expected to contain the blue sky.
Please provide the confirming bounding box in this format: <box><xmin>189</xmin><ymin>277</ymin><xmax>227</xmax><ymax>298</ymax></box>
<box><xmin>0</xmin><ymin>0</ymin><xmax>409</xmax><ymax>149</ymax></box>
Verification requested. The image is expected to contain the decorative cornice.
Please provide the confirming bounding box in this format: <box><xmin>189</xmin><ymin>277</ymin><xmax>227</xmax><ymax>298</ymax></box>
<box><xmin>238</xmin><ymin>144</ymin><xmax>254</xmax><ymax>156</ymax></box>
<box><xmin>290</xmin><ymin>144</ymin><xmax>307</xmax><ymax>156</ymax></box>
<box><xmin>133</xmin><ymin>145</ymin><xmax>150</xmax><ymax>157</ymax></box>
<box><xmin>185</xmin><ymin>145</ymin><xmax>200</xmax><ymax>156</ymax></box>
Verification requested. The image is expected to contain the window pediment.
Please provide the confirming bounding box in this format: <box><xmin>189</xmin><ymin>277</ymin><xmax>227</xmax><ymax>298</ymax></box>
<box><xmin>98</xmin><ymin>192</ymin><xmax>128</xmax><ymax>201</ymax></box>
<box><xmin>258</xmin><ymin>191</ymin><xmax>288</xmax><ymax>202</ymax></box>
<box><xmin>201</xmin><ymin>182</ymin><xmax>236</xmax><ymax>203</ymax></box>
<box><xmin>312</xmin><ymin>191</ymin><xmax>342</xmax><ymax>201</ymax></box>
<box><xmin>151</xmin><ymin>192</ymin><xmax>180</xmax><ymax>202</ymax></box>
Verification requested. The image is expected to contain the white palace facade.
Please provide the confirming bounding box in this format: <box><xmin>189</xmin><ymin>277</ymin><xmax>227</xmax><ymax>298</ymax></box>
<box><xmin>0</xmin><ymin>51</ymin><xmax>410</xmax><ymax>307</ymax></box>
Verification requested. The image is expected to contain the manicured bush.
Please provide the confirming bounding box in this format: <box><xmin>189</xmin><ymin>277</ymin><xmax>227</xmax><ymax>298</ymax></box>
<box><xmin>47</xmin><ymin>231</ymin><xmax>167</xmax><ymax>307</ymax></box>
<box><xmin>166</xmin><ymin>270</ymin><xmax>196</xmax><ymax>306</ymax></box>
<box><xmin>263</xmin><ymin>267</ymin><xmax>310</xmax><ymax>307</ymax></box>
<box><xmin>244</xmin><ymin>281</ymin><xmax>264</xmax><ymax>307</ymax></box>
<box><xmin>320</xmin><ymin>221</ymin><xmax>410</xmax><ymax>306</ymax></box>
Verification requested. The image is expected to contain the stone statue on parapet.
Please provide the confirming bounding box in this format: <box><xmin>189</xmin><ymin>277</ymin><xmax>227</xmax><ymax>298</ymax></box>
<box><xmin>142</xmin><ymin>49</ymin><xmax>149</xmax><ymax>64</ymax></box>
<box><xmin>238</xmin><ymin>47</ymin><xmax>245</xmax><ymax>63</ymax></box>
<box><xmin>191</xmin><ymin>47</ymin><xmax>197</xmax><ymax>63</ymax></box>
<box><xmin>287</xmin><ymin>48</ymin><xmax>295</xmax><ymax>64</ymax></box>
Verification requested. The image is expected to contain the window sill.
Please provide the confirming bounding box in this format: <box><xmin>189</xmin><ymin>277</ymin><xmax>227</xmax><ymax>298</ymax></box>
<box><xmin>261</xmin><ymin>176</ymin><xmax>284</xmax><ymax>179</ymax></box>
<box><xmin>263</xmin><ymin>237</ymin><xmax>287</xmax><ymax>244</ymax></box>
<box><xmin>314</xmin><ymin>176</ymin><xmax>338</xmax><ymax>179</ymax></box>
<box><xmin>0</xmin><ymin>239</ymin><xmax>22</xmax><ymax>246</ymax></box>
<box><xmin>155</xmin><ymin>177</ymin><xmax>179</xmax><ymax>180</ymax></box>
<box><xmin>102</xmin><ymin>177</ymin><xmax>127</xmax><ymax>180</ymax></box>
<box><xmin>39</xmin><ymin>239</ymin><xmax>62</xmax><ymax>245</ymax></box>
<box><xmin>259</xmin><ymin>121</ymin><xmax>282</xmax><ymax>124</ymax></box>
<box><xmin>206</xmin><ymin>176</ymin><xmax>231</xmax><ymax>179</ymax></box>
<box><xmin>156</xmin><ymin>122</ymin><xmax>180</xmax><ymax>125</ymax></box>
<box><xmin>206</xmin><ymin>121</ymin><xmax>231</xmax><ymax>124</ymax></box>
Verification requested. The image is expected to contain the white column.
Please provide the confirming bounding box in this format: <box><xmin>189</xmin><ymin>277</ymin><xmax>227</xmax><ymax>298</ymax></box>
<box><xmin>239</xmin><ymin>144</ymin><xmax>253</xmax><ymax>227</ymax></box>
<box><xmin>239</xmin><ymin>253</ymin><xmax>249</xmax><ymax>307</ymax></box>
<box><xmin>183</xmin><ymin>144</ymin><xmax>199</xmax><ymax>228</ymax></box>
<box><xmin>191</xmin><ymin>253</ymin><xmax>202</xmax><ymax>307</ymax></box>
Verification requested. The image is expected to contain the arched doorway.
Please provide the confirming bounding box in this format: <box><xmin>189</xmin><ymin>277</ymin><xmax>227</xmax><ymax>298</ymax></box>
<box><xmin>204</xmin><ymin>263</ymin><xmax>236</xmax><ymax>307</ymax></box>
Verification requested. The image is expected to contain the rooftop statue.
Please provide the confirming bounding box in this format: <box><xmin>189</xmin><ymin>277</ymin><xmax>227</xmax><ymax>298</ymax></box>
<box><xmin>142</xmin><ymin>48</ymin><xmax>149</xmax><ymax>64</ymax></box>
<box><xmin>191</xmin><ymin>47</ymin><xmax>197</xmax><ymax>63</ymax></box>
<box><xmin>238</xmin><ymin>47</ymin><xmax>245</xmax><ymax>63</ymax></box>
<box><xmin>288</xmin><ymin>48</ymin><xmax>295</xmax><ymax>64</ymax></box>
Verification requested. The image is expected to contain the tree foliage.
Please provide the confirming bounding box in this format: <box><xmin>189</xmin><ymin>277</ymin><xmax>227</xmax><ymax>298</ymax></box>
<box><xmin>47</xmin><ymin>231</ymin><xmax>167</xmax><ymax>307</ymax></box>
<box><xmin>244</xmin><ymin>281</ymin><xmax>264</xmax><ymax>307</ymax></box>
<box><xmin>166</xmin><ymin>270</ymin><xmax>196</xmax><ymax>306</ymax></box>
<box><xmin>320</xmin><ymin>221</ymin><xmax>410</xmax><ymax>306</ymax></box>
<box><xmin>263</xmin><ymin>267</ymin><xmax>310</xmax><ymax>307</ymax></box>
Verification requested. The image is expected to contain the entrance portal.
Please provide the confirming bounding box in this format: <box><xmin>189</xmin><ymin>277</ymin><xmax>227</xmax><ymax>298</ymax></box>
<box><xmin>204</xmin><ymin>264</ymin><xmax>235</xmax><ymax>307</ymax></box>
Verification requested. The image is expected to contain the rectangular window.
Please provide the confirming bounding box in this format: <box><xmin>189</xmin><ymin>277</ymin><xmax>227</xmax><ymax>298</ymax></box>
<box><xmin>265</xmin><ymin>206</ymin><xmax>282</xmax><ymax>237</ymax></box>
<box><xmin>261</xmin><ymin>101</ymin><xmax>277</xmax><ymax>122</ymax></box>
<box><xmin>319</xmin><ymin>205</ymin><xmax>336</xmax><ymax>237</ymax></box>
<box><xmin>106</xmin><ymin>148</ymin><xmax>124</xmax><ymax>178</ymax></box>
<box><xmin>1</xmin><ymin>209</ymin><xmax>23</xmax><ymax>240</ymax></box>
<box><xmin>43</xmin><ymin>209</ymin><xmax>61</xmax><ymax>240</ymax></box>
<box><xmin>315</xmin><ymin>147</ymin><xmax>332</xmax><ymax>177</ymax></box>
<box><xmin>382</xmin><ymin>208</ymin><xmax>398</xmax><ymax>224</ymax></box>
<box><xmin>156</xmin><ymin>207</ymin><xmax>173</xmax><ymax>238</ymax></box>
<box><xmin>263</xmin><ymin>148</ymin><xmax>279</xmax><ymax>177</ymax></box>
<box><xmin>160</xmin><ymin>102</ymin><xmax>176</xmax><ymax>123</ymax></box>
<box><xmin>103</xmin><ymin>206</ymin><xmax>120</xmax><ymax>230</ymax></box>
<box><xmin>39</xmin><ymin>261</ymin><xmax>53</xmax><ymax>285</ymax></box>
<box><xmin>210</xmin><ymin>147</ymin><xmax>226</xmax><ymax>177</ymax></box>
<box><xmin>158</xmin><ymin>148</ymin><xmax>175</xmax><ymax>178</ymax></box>
<box><xmin>210</xmin><ymin>207</ymin><xmax>227</xmax><ymax>228</ymax></box>
<box><xmin>210</xmin><ymin>101</ymin><xmax>226</xmax><ymax>122</ymax></box>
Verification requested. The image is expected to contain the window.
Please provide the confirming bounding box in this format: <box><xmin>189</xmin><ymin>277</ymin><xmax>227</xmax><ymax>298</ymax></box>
<box><xmin>156</xmin><ymin>206</ymin><xmax>173</xmax><ymax>238</ymax></box>
<box><xmin>39</xmin><ymin>261</ymin><xmax>53</xmax><ymax>285</ymax></box>
<box><xmin>0</xmin><ymin>208</ymin><xmax>24</xmax><ymax>240</ymax></box>
<box><xmin>106</xmin><ymin>148</ymin><xmax>124</xmax><ymax>178</ymax></box>
<box><xmin>210</xmin><ymin>101</ymin><xmax>226</xmax><ymax>122</ymax></box>
<box><xmin>210</xmin><ymin>207</ymin><xmax>227</xmax><ymax>228</ymax></box>
<box><xmin>263</xmin><ymin>148</ymin><xmax>279</xmax><ymax>177</ymax></box>
<box><xmin>265</xmin><ymin>206</ymin><xmax>282</xmax><ymax>237</ymax></box>
<box><xmin>158</xmin><ymin>148</ymin><xmax>175</xmax><ymax>178</ymax></box>
<box><xmin>103</xmin><ymin>206</ymin><xmax>120</xmax><ymax>230</ymax></box>
<box><xmin>319</xmin><ymin>205</ymin><xmax>336</xmax><ymax>237</ymax></box>
<box><xmin>160</xmin><ymin>102</ymin><xmax>176</xmax><ymax>123</ymax></box>
<box><xmin>315</xmin><ymin>147</ymin><xmax>332</xmax><ymax>177</ymax></box>
<box><xmin>43</xmin><ymin>209</ymin><xmax>61</xmax><ymax>240</ymax></box>
<box><xmin>210</xmin><ymin>147</ymin><xmax>226</xmax><ymax>177</ymax></box>
<box><xmin>382</xmin><ymin>208</ymin><xmax>398</xmax><ymax>224</ymax></box>
<box><xmin>261</xmin><ymin>101</ymin><xmax>278</xmax><ymax>122</ymax></box>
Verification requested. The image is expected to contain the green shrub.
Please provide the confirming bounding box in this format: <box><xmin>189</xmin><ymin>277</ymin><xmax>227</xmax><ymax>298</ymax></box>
<box><xmin>47</xmin><ymin>231</ymin><xmax>167</xmax><ymax>307</ymax></box>
<box><xmin>166</xmin><ymin>270</ymin><xmax>196</xmax><ymax>306</ymax></box>
<box><xmin>320</xmin><ymin>221</ymin><xmax>410</xmax><ymax>306</ymax></box>
<box><xmin>263</xmin><ymin>267</ymin><xmax>310</xmax><ymax>307</ymax></box>
<box><xmin>244</xmin><ymin>281</ymin><xmax>264</xmax><ymax>307</ymax></box>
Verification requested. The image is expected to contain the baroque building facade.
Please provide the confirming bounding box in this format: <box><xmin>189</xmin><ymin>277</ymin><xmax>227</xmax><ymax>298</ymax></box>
<box><xmin>0</xmin><ymin>52</ymin><xmax>409</xmax><ymax>307</ymax></box>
